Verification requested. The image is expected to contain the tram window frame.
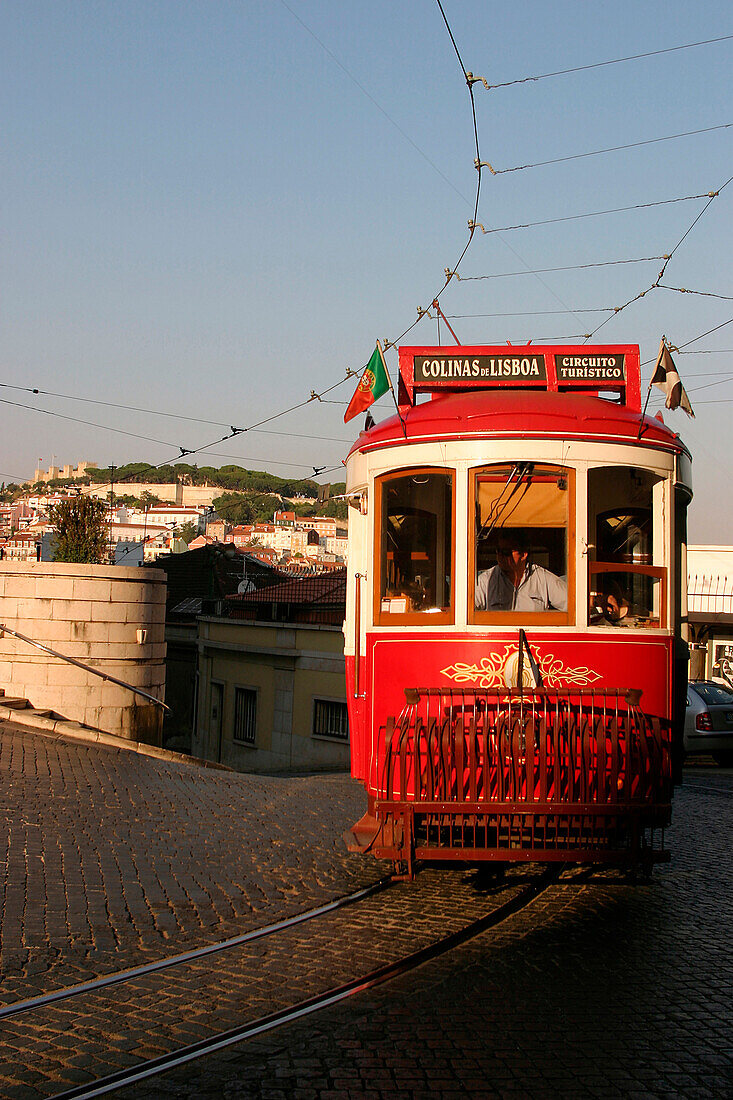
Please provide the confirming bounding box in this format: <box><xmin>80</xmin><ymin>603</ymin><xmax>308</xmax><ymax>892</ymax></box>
<box><xmin>374</xmin><ymin>467</ymin><xmax>455</xmax><ymax>626</ymax></box>
<box><xmin>589</xmin><ymin>563</ymin><xmax>667</xmax><ymax>629</ymax></box>
<box><xmin>468</xmin><ymin>463</ymin><xmax>575</xmax><ymax>627</ymax></box>
<box><xmin>587</xmin><ymin>466</ymin><xmax>667</xmax><ymax>630</ymax></box>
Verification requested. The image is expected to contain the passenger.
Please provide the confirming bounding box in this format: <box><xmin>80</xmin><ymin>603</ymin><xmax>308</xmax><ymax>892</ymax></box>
<box><xmin>591</xmin><ymin>580</ymin><xmax>632</xmax><ymax>625</ymax></box>
<box><xmin>475</xmin><ymin>531</ymin><xmax>567</xmax><ymax>612</ymax></box>
<box><xmin>604</xmin><ymin>584</ymin><xmax>631</xmax><ymax>624</ymax></box>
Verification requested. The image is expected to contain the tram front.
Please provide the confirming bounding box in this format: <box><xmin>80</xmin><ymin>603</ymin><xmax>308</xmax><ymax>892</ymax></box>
<box><xmin>343</xmin><ymin>344</ymin><xmax>692</xmax><ymax>874</ymax></box>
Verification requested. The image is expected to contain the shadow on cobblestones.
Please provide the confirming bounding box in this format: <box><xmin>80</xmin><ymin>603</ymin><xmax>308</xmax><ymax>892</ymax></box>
<box><xmin>116</xmin><ymin>771</ymin><xmax>733</xmax><ymax>1100</ymax></box>
<box><xmin>0</xmin><ymin>723</ymin><xmax>382</xmax><ymax>1006</ymax></box>
<box><xmin>2</xmin><ymin>721</ymin><xmax>731</xmax><ymax>1100</ymax></box>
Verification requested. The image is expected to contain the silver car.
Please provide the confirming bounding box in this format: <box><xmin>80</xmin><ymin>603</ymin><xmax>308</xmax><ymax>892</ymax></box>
<box><xmin>684</xmin><ymin>681</ymin><xmax>733</xmax><ymax>766</ymax></box>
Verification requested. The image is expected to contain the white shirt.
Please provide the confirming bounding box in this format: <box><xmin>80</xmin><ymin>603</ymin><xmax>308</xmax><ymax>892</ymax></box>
<box><xmin>475</xmin><ymin>562</ymin><xmax>567</xmax><ymax>612</ymax></box>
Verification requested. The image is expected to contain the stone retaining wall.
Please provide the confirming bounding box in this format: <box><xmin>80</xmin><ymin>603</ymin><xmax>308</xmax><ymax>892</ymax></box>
<box><xmin>0</xmin><ymin>562</ymin><xmax>166</xmax><ymax>743</ymax></box>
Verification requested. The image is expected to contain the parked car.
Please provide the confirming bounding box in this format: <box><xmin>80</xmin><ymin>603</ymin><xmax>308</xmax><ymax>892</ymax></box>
<box><xmin>684</xmin><ymin>681</ymin><xmax>733</xmax><ymax>766</ymax></box>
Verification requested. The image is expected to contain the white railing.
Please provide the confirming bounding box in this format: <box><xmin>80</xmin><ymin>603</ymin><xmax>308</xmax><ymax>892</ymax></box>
<box><xmin>687</xmin><ymin>573</ymin><xmax>733</xmax><ymax>615</ymax></box>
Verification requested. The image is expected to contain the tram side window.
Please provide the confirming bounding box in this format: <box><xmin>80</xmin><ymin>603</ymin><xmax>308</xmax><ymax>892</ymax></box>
<box><xmin>473</xmin><ymin>464</ymin><xmax>571</xmax><ymax>619</ymax></box>
<box><xmin>378</xmin><ymin>471</ymin><xmax>453</xmax><ymax>619</ymax></box>
<box><xmin>588</xmin><ymin>466</ymin><xmax>665</xmax><ymax>628</ymax></box>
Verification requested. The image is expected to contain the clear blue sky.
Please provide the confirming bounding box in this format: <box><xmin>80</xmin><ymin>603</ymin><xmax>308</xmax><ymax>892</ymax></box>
<box><xmin>1</xmin><ymin>1</ymin><xmax>731</xmax><ymax>539</ymax></box>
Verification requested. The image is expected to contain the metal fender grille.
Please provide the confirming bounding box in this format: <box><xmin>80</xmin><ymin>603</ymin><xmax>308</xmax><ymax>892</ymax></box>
<box><xmin>374</xmin><ymin>688</ymin><xmax>672</xmax><ymax>866</ymax></box>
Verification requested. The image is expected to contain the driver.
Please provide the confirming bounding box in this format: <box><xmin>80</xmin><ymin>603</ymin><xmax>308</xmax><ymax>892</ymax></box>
<box><xmin>475</xmin><ymin>531</ymin><xmax>567</xmax><ymax>612</ymax></box>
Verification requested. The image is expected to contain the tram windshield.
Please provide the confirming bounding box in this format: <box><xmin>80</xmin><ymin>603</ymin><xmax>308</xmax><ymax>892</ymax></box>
<box><xmin>472</xmin><ymin>464</ymin><xmax>572</xmax><ymax>621</ymax></box>
<box><xmin>588</xmin><ymin>466</ymin><xmax>666</xmax><ymax>628</ymax></box>
<box><xmin>377</xmin><ymin>470</ymin><xmax>453</xmax><ymax>621</ymax></box>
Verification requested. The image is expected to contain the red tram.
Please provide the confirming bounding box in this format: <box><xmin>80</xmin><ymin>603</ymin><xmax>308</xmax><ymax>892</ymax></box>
<box><xmin>343</xmin><ymin>343</ymin><xmax>692</xmax><ymax>875</ymax></box>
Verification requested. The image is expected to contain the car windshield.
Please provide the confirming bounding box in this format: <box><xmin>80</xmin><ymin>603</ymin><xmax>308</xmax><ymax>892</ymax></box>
<box><xmin>691</xmin><ymin>682</ymin><xmax>733</xmax><ymax>705</ymax></box>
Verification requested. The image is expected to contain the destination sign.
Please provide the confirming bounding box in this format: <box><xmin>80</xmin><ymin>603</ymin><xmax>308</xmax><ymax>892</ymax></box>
<box><xmin>554</xmin><ymin>353</ymin><xmax>625</xmax><ymax>382</ymax></box>
<box><xmin>413</xmin><ymin>354</ymin><xmax>547</xmax><ymax>383</ymax></box>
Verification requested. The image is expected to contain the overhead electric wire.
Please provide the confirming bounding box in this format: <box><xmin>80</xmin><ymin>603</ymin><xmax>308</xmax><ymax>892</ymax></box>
<box><xmin>377</xmin><ymin>0</ymin><xmax>492</xmax><ymax>352</ymax></box>
<box><xmin>0</xmin><ymin>471</ymin><xmax>32</xmax><ymax>486</ymax></box>
<box><xmin>0</xmin><ymin>396</ymin><xmax>339</xmax><ymax>470</ymax></box>
<box><xmin>643</xmin><ymin>318</ymin><xmax>733</xmax><ymax>375</ymax></box>
<box><xmin>477</xmin><ymin>34</ymin><xmax>733</xmax><ymax>91</ymax></box>
<box><xmin>683</xmin><ymin>374</ymin><xmax>733</xmax><ymax>394</ymax></box>
<box><xmin>0</xmin><ymin>397</ymin><xmax>180</xmax><ymax>450</ymax></box>
<box><xmin>673</xmin><ymin>400</ymin><xmax>733</xmax><ymax>409</ymax></box>
<box><xmin>282</xmin><ymin>0</ymin><xmax>580</xmax><ymax>328</ymax></box>
<box><xmin>6</xmin><ymin>15</ymin><xmax>729</xmax><ymax>475</ymax></box>
<box><xmin>284</xmin><ymin>0</ymin><xmax>598</xmax><ymax>349</ymax></box>
<box><xmin>277</xmin><ymin>0</ymin><xmax>471</xmax><ymax>206</ymax></box>
<box><xmin>0</xmin><ymin>382</ymin><xmax>353</xmax><ymax>443</ymax></box>
<box><xmin>455</xmin><ymin>256</ymin><xmax>667</xmax><ymax>280</ymax></box>
<box><xmin>6</xmin><ymin>373</ymin><xmax>358</xmax><ymax>499</ymax></box>
<box><xmin>587</xmin><ymin>177</ymin><xmax>733</xmax><ymax>339</ymax></box>
<box><xmin>471</xmin><ymin>190</ymin><xmax>718</xmax><ymax>234</ymax></box>
<box><xmin>446</xmin><ymin>308</ymin><xmax>612</xmax><ymax>318</ymax></box>
<box><xmin>646</xmin><ymin>318</ymin><xmax>733</xmax><ymax>406</ymax></box>
<box><xmin>678</xmin><ymin>348</ymin><xmax>733</xmax><ymax>355</ymax></box>
<box><xmin>656</xmin><ymin>176</ymin><xmax>733</xmax><ymax>275</ymax></box>
<box><xmin>1</xmin><ymin>6</ymin><xmax>509</xmax><ymax>478</ymax></box>
<box><xmin>387</xmin><ymin>0</ymin><xmax>575</xmax><ymax>349</ymax></box>
<box><xmin>482</xmin><ymin>123</ymin><xmax>732</xmax><ymax>175</ymax></box>
<box><xmin>671</xmin><ymin>317</ymin><xmax>733</xmax><ymax>351</ymax></box>
<box><xmin>657</xmin><ymin>285</ymin><xmax>733</xmax><ymax>301</ymax></box>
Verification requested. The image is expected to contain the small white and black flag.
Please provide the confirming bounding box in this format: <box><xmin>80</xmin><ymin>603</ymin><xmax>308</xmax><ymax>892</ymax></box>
<box><xmin>651</xmin><ymin>338</ymin><xmax>695</xmax><ymax>417</ymax></box>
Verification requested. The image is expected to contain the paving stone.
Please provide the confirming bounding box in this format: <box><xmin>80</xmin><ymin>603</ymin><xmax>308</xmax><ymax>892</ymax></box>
<box><xmin>1</xmin><ymin>720</ymin><xmax>732</xmax><ymax>1099</ymax></box>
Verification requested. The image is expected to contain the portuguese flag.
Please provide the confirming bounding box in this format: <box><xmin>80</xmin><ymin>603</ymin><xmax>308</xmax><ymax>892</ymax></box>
<box><xmin>344</xmin><ymin>342</ymin><xmax>392</xmax><ymax>423</ymax></box>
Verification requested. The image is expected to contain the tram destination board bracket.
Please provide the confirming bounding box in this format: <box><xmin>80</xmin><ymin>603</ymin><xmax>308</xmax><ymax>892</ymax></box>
<box><xmin>397</xmin><ymin>344</ymin><xmax>641</xmax><ymax>413</ymax></box>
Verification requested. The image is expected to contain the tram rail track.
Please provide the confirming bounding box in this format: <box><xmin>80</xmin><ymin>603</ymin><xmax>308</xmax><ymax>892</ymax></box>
<box><xmin>681</xmin><ymin>777</ymin><xmax>733</xmax><ymax>797</ymax></box>
<box><xmin>36</xmin><ymin>865</ymin><xmax>559</xmax><ymax>1100</ymax></box>
<box><xmin>0</xmin><ymin>878</ymin><xmax>391</xmax><ymax>1023</ymax></box>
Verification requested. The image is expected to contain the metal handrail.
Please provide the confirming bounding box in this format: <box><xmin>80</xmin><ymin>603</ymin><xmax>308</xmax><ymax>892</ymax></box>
<box><xmin>0</xmin><ymin>623</ymin><xmax>169</xmax><ymax>711</ymax></box>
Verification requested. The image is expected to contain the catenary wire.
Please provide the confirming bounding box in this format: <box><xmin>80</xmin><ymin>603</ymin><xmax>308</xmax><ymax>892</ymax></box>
<box><xmin>277</xmin><ymin>0</ymin><xmax>472</xmax><ymax>206</ymax></box>
<box><xmin>587</xmin><ymin>178</ymin><xmax>733</xmax><ymax>339</ymax></box>
<box><xmin>7</xmin><ymin>18</ymin><xmax>726</xmax><ymax>475</ymax></box>
<box><xmin>283</xmin><ymin>0</ymin><xmax>583</xmax><ymax>326</ymax></box>
<box><xmin>471</xmin><ymin>191</ymin><xmax>718</xmax><ymax>234</ymax></box>
<box><xmin>455</xmin><ymin>256</ymin><xmax>667</xmax><ymax>280</ymax></box>
<box><xmin>5</xmin><ymin>372</ymin><xmax>358</xmax><ymax>498</ymax></box>
<box><xmin>446</xmin><ymin>308</ymin><xmax>612</xmax><ymax>318</ymax></box>
<box><xmin>1</xmin><ymin>0</ymin><xmax>565</xmax><ymax>462</ymax></box>
<box><xmin>0</xmin><ymin>383</ymin><xmax>353</xmax><ymax>442</ymax></box>
<box><xmin>0</xmin><ymin>396</ymin><xmax>332</xmax><ymax>472</ymax></box>
<box><xmin>2</xmin><ymin>0</ymin><xmax>491</xmax><ymax>478</ymax></box>
<box><xmin>476</xmin><ymin>34</ymin><xmax>733</xmax><ymax>91</ymax></box>
<box><xmin>279</xmin><ymin>1</ymin><xmax>728</xmax><ymax>340</ymax></box>
<box><xmin>641</xmin><ymin>318</ymin><xmax>733</xmax><ymax>384</ymax></box>
<box><xmin>657</xmin><ymin>285</ymin><xmax>733</xmax><ymax>301</ymax></box>
<box><xmin>387</xmin><ymin>0</ymin><xmax>577</xmax><ymax>348</ymax></box>
<box><xmin>482</xmin><ymin>123</ymin><xmax>732</xmax><ymax>175</ymax></box>
<box><xmin>380</xmin><ymin>0</ymin><xmax>486</xmax><ymax>351</ymax></box>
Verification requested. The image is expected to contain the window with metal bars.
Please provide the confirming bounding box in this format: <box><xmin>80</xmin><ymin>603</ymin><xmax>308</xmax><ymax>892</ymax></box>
<box><xmin>312</xmin><ymin>698</ymin><xmax>349</xmax><ymax>741</ymax></box>
<box><xmin>233</xmin><ymin>687</ymin><xmax>257</xmax><ymax>745</ymax></box>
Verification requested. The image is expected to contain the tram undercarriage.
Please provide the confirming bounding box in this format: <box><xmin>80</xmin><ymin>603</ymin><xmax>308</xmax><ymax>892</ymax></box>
<box><xmin>347</xmin><ymin>687</ymin><xmax>672</xmax><ymax>877</ymax></box>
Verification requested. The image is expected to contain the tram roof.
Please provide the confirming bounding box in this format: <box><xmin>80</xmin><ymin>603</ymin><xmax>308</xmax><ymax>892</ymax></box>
<box><xmin>347</xmin><ymin>388</ymin><xmax>690</xmax><ymax>460</ymax></box>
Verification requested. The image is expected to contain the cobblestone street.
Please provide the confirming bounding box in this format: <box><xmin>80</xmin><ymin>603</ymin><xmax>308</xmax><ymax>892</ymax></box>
<box><xmin>1</xmin><ymin>721</ymin><xmax>731</xmax><ymax>1099</ymax></box>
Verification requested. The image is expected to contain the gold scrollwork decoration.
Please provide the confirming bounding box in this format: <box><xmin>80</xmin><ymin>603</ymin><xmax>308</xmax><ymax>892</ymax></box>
<box><xmin>441</xmin><ymin>645</ymin><xmax>601</xmax><ymax>689</ymax></box>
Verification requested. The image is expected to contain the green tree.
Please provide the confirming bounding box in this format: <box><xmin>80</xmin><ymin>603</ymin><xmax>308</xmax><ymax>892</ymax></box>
<box><xmin>176</xmin><ymin>521</ymin><xmax>198</xmax><ymax>544</ymax></box>
<box><xmin>213</xmin><ymin>492</ymin><xmax>255</xmax><ymax>525</ymax></box>
<box><xmin>49</xmin><ymin>496</ymin><xmax>109</xmax><ymax>563</ymax></box>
